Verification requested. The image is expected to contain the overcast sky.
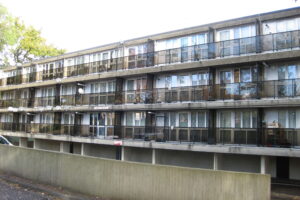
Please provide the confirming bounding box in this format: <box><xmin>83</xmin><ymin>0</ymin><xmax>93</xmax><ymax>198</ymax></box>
<box><xmin>1</xmin><ymin>0</ymin><xmax>300</xmax><ymax>52</ymax></box>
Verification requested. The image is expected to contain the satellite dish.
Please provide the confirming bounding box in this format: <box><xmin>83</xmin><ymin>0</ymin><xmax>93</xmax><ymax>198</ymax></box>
<box><xmin>78</xmin><ymin>88</ymin><xmax>84</xmax><ymax>94</ymax></box>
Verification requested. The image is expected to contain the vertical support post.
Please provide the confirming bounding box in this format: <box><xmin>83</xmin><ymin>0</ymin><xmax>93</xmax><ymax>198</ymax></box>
<box><xmin>208</xmin><ymin>109</ymin><xmax>216</xmax><ymax>144</ymax></box>
<box><xmin>81</xmin><ymin>143</ymin><xmax>85</xmax><ymax>156</ymax></box>
<box><xmin>121</xmin><ymin>146</ymin><xmax>125</xmax><ymax>161</ymax></box>
<box><xmin>260</xmin><ymin>156</ymin><xmax>267</xmax><ymax>174</ymax></box>
<box><xmin>152</xmin><ymin>149</ymin><xmax>156</xmax><ymax>165</ymax></box>
<box><xmin>213</xmin><ymin>153</ymin><xmax>221</xmax><ymax>170</ymax></box>
<box><xmin>19</xmin><ymin>137</ymin><xmax>28</xmax><ymax>148</ymax></box>
<box><xmin>60</xmin><ymin>142</ymin><xmax>70</xmax><ymax>153</ymax></box>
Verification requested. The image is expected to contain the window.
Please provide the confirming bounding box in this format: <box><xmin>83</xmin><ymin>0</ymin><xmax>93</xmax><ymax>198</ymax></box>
<box><xmin>240</xmin><ymin>68</ymin><xmax>251</xmax><ymax>83</ymax></box>
<box><xmin>192</xmin><ymin>73</ymin><xmax>208</xmax><ymax>86</ymax></box>
<box><xmin>235</xmin><ymin>111</ymin><xmax>257</xmax><ymax>128</ymax></box>
<box><xmin>191</xmin><ymin>111</ymin><xmax>206</xmax><ymax>127</ymax></box>
<box><xmin>278</xmin><ymin>110</ymin><xmax>296</xmax><ymax>128</ymax></box>
<box><xmin>220</xmin><ymin>30</ymin><xmax>230</xmax><ymax>41</ymax></box>
<box><xmin>219</xmin><ymin>111</ymin><xmax>231</xmax><ymax>128</ymax></box>
<box><xmin>278</xmin><ymin>65</ymin><xmax>297</xmax><ymax>80</ymax></box>
<box><xmin>125</xmin><ymin>112</ymin><xmax>145</xmax><ymax>126</ymax></box>
<box><xmin>63</xmin><ymin>113</ymin><xmax>74</xmax><ymax>124</ymax></box>
<box><xmin>178</xmin><ymin>75</ymin><xmax>189</xmax><ymax>87</ymax></box>
<box><xmin>179</xmin><ymin>113</ymin><xmax>188</xmax><ymax>127</ymax></box>
<box><xmin>220</xmin><ymin>71</ymin><xmax>232</xmax><ymax>84</ymax></box>
<box><xmin>127</xmin><ymin>80</ymin><xmax>135</xmax><ymax>91</ymax></box>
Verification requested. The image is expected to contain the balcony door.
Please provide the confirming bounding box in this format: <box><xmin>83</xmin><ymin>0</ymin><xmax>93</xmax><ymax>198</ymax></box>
<box><xmin>90</xmin><ymin>113</ymin><xmax>106</xmax><ymax>137</ymax></box>
<box><xmin>220</xmin><ymin>70</ymin><xmax>233</xmax><ymax>99</ymax></box>
<box><xmin>278</xmin><ymin>65</ymin><xmax>297</xmax><ymax>97</ymax></box>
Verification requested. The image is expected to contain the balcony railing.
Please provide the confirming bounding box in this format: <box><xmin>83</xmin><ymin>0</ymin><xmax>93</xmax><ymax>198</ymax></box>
<box><xmin>0</xmin><ymin>79</ymin><xmax>300</xmax><ymax>108</ymax></box>
<box><xmin>1</xmin><ymin>30</ymin><xmax>300</xmax><ymax>85</ymax></box>
<box><xmin>1</xmin><ymin>123</ymin><xmax>299</xmax><ymax>148</ymax></box>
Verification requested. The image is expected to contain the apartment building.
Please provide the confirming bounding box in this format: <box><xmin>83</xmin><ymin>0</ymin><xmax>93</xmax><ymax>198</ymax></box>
<box><xmin>1</xmin><ymin>7</ymin><xmax>300</xmax><ymax>180</ymax></box>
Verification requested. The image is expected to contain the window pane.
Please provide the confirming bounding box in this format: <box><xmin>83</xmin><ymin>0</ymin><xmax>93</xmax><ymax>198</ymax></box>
<box><xmin>127</xmin><ymin>80</ymin><xmax>134</xmax><ymax>91</ymax></box>
<box><xmin>170</xmin><ymin>113</ymin><xmax>176</xmax><ymax>126</ymax></box>
<box><xmin>179</xmin><ymin>113</ymin><xmax>188</xmax><ymax>127</ymax></box>
<box><xmin>192</xmin><ymin>74</ymin><xmax>198</xmax><ymax>86</ymax></box>
<box><xmin>198</xmin><ymin>112</ymin><xmax>206</xmax><ymax>127</ymax></box>
<box><xmin>242</xmin><ymin>111</ymin><xmax>251</xmax><ymax>128</ymax></box>
<box><xmin>126</xmin><ymin>113</ymin><xmax>133</xmax><ymax>126</ymax></box>
<box><xmin>100</xmin><ymin>83</ymin><xmax>106</xmax><ymax>93</ymax></box>
<box><xmin>287</xmin><ymin>65</ymin><xmax>297</xmax><ymax>79</ymax></box>
<box><xmin>288</xmin><ymin>111</ymin><xmax>296</xmax><ymax>128</ymax></box>
<box><xmin>240</xmin><ymin>68</ymin><xmax>251</xmax><ymax>82</ymax></box>
<box><xmin>235</xmin><ymin>112</ymin><xmax>241</xmax><ymax>128</ymax></box>
<box><xmin>191</xmin><ymin>112</ymin><xmax>197</xmax><ymax>127</ymax></box>
<box><xmin>278</xmin><ymin>110</ymin><xmax>286</xmax><ymax>128</ymax></box>
<box><xmin>220</xmin><ymin>111</ymin><xmax>231</xmax><ymax>128</ymax></box>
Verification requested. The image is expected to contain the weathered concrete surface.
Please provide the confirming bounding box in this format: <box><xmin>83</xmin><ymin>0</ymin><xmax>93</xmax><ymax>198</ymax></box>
<box><xmin>0</xmin><ymin>145</ymin><xmax>270</xmax><ymax>200</ymax></box>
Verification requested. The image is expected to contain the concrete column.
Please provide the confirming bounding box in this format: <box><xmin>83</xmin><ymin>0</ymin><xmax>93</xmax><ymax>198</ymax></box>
<box><xmin>60</xmin><ymin>142</ymin><xmax>70</xmax><ymax>153</ymax></box>
<box><xmin>81</xmin><ymin>143</ymin><xmax>85</xmax><ymax>156</ymax></box>
<box><xmin>260</xmin><ymin>156</ymin><xmax>268</xmax><ymax>174</ymax></box>
<box><xmin>19</xmin><ymin>138</ymin><xmax>28</xmax><ymax>148</ymax></box>
<box><xmin>33</xmin><ymin>139</ymin><xmax>39</xmax><ymax>149</ymax></box>
<box><xmin>121</xmin><ymin>146</ymin><xmax>125</xmax><ymax>161</ymax></box>
<box><xmin>213</xmin><ymin>153</ymin><xmax>220</xmax><ymax>170</ymax></box>
<box><xmin>152</xmin><ymin>149</ymin><xmax>156</xmax><ymax>165</ymax></box>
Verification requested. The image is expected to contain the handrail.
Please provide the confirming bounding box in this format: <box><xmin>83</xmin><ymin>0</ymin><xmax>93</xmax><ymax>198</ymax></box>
<box><xmin>1</xmin><ymin>30</ymin><xmax>299</xmax><ymax>85</ymax></box>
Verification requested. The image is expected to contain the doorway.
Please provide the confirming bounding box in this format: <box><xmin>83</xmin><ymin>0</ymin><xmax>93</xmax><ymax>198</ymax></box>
<box><xmin>276</xmin><ymin>157</ymin><xmax>289</xmax><ymax>179</ymax></box>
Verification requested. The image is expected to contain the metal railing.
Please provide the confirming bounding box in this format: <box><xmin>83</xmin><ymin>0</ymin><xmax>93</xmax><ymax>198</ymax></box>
<box><xmin>1</xmin><ymin>30</ymin><xmax>299</xmax><ymax>85</ymax></box>
<box><xmin>1</xmin><ymin>123</ymin><xmax>299</xmax><ymax>148</ymax></box>
<box><xmin>1</xmin><ymin>78</ymin><xmax>300</xmax><ymax>108</ymax></box>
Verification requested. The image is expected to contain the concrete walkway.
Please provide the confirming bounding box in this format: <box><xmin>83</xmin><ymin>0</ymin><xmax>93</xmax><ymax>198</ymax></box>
<box><xmin>0</xmin><ymin>172</ymin><xmax>103</xmax><ymax>200</ymax></box>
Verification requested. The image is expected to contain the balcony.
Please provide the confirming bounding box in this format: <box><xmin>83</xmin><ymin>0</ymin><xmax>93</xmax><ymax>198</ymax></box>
<box><xmin>1</xmin><ymin>30</ymin><xmax>299</xmax><ymax>85</ymax></box>
<box><xmin>1</xmin><ymin>122</ymin><xmax>299</xmax><ymax>148</ymax></box>
<box><xmin>34</xmin><ymin>97</ymin><xmax>56</xmax><ymax>107</ymax></box>
<box><xmin>60</xmin><ymin>92</ymin><xmax>115</xmax><ymax>106</ymax></box>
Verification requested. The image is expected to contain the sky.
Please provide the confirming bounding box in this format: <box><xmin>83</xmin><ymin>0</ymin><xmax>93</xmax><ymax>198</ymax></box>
<box><xmin>1</xmin><ymin>0</ymin><xmax>300</xmax><ymax>53</ymax></box>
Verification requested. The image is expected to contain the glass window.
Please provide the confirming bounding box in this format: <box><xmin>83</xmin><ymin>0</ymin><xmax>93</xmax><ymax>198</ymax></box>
<box><xmin>192</xmin><ymin>74</ymin><xmax>198</xmax><ymax>86</ymax></box>
<box><xmin>100</xmin><ymin>83</ymin><xmax>106</xmax><ymax>93</ymax></box>
<box><xmin>126</xmin><ymin>112</ymin><xmax>133</xmax><ymax>126</ymax></box>
<box><xmin>242</xmin><ymin>111</ymin><xmax>251</xmax><ymax>128</ymax></box>
<box><xmin>179</xmin><ymin>113</ymin><xmax>188</xmax><ymax>127</ymax></box>
<box><xmin>235</xmin><ymin>112</ymin><xmax>241</xmax><ymax>128</ymax></box>
<box><xmin>170</xmin><ymin>113</ymin><xmax>176</xmax><ymax>127</ymax></box>
<box><xmin>288</xmin><ymin>110</ymin><xmax>296</xmax><ymax>128</ymax></box>
<box><xmin>178</xmin><ymin>75</ymin><xmax>189</xmax><ymax>87</ymax></box>
<box><xmin>198</xmin><ymin>112</ymin><xmax>206</xmax><ymax>127</ymax></box>
<box><xmin>191</xmin><ymin>112</ymin><xmax>197</xmax><ymax>127</ymax></box>
<box><xmin>127</xmin><ymin>80</ymin><xmax>135</xmax><ymax>91</ymax></box>
<box><xmin>220</xmin><ymin>111</ymin><xmax>231</xmax><ymax>128</ymax></box>
<box><xmin>99</xmin><ymin>113</ymin><xmax>105</xmax><ymax>126</ymax></box>
<box><xmin>220</xmin><ymin>30</ymin><xmax>230</xmax><ymax>41</ymax></box>
<box><xmin>240</xmin><ymin>68</ymin><xmax>251</xmax><ymax>83</ymax></box>
<box><xmin>278</xmin><ymin>110</ymin><xmax>286</xmax><ymax>128</ymax></box>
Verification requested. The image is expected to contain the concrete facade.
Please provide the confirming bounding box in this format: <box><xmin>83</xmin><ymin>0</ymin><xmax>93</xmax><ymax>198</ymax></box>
<box><xmin>0</xmin><ymin>7</ymin><xmax>300</xmax><ymax>182</ymax></box>
<box><xmin>0</xmin><ymin>145</ymin><xmax>270</xmax><ymax>200</ymax></box>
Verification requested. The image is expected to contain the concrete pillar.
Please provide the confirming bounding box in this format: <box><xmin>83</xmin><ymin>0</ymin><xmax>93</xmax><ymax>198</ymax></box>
<box><xmin>19</xmin><ymin>138</ymin><xmax>28</xmax><ymax>148</ymax></box>
<box><xmin>33</xmin><ymin>139</ymin><xmax>39</xmax><ymax>149</ymax></box>
<box><xmin>152</xmin><ymin>149</ymin><xmax>156</xmax><ymax>165</ymax></box>
<box><xmin>260</xmin><ymin>156</ymin><xmax>268</xmax><ymax>174</ymax></box>
<box><xmin>60</xmin><ymin>142</ymin><xmax>70</xmax><ymax>153</ymax></box>
<box><xmin>121</xmin><ymin>146</ymin><xmax>125</xmax><ymax>161</ymax></box>
<box><xmin>213</xmin><ymin>153</ymin><xmax>221</xmax><ymax>170</ymax></box>
<box><xmin>81</xmin><ymin>143</ymin><xmax>85</xmax><ymax>156</ymax></box>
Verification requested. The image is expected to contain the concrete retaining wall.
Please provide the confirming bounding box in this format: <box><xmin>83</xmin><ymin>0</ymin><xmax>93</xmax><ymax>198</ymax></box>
<box><xmin>0</xmin><ymin>145</ymin><xmax>270</xmax><ymax>200</ymax></box>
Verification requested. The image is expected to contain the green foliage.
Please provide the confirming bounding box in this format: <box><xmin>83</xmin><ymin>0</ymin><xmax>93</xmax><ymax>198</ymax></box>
<box><xmin>0</xmin><ymin>4</ymin><xmax>65</xmax><ymax>67</ymax></box>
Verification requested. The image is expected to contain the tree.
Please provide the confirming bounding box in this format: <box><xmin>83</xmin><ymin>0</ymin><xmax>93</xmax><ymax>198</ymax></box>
<box><xmin>0</xmin><ymin>4</ymin><xmax>65</xmax><ymax>67</ymax></box>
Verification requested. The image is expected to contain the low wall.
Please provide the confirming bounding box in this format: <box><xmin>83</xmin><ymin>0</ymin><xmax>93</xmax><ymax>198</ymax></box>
<box><xmin>0</xmin><ymin>145</ymin><xmax>270</xmax><ymax>200</ymax></box>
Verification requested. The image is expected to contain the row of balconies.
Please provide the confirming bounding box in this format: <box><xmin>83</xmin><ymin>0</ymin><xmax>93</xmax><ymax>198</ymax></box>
<box><xmin>2</xmin><ymin>30</ymin><xmax>300</xmax><ymax>86</ymax></box>
<box><xmin>1</xmin><ymin>79</ymin><xmax>300</xmax><ymax>108</ymax></box>
<box><xmin>0</xmin><ymin>122</ymin><xmax>299</xmax><ymax>148</ymax></box>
